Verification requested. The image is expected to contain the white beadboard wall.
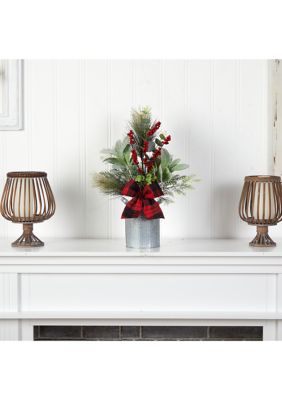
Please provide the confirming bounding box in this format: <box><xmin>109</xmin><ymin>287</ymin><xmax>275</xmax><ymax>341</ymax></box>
<box><xmin>0</xmin><ymin>60</ymin><xmax>276</xmax><ymax>240</ymax></box>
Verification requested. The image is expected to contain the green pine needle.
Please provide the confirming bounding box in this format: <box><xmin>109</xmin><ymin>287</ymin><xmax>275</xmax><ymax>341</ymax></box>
<box><xmin>93</xmin><ymin>106</ymin><xmax>198</xmax><ymax>202</ymax></box>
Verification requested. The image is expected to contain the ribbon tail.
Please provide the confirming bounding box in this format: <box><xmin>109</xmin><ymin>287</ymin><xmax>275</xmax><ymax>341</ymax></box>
<box><xmin>142</xmin><ymin>199</ymin><xmax>164</xmax><ymax>219</ymax></box>
<box><xmin>121</xmin><ymin>197</ymin><xmax>143</xmax><ymax>219</ymax></box>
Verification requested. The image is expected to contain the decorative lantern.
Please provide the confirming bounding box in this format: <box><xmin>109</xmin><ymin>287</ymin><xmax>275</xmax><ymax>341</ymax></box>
<box><xmin>0</xmin><ymin>172</ymin><xmax>55</xmax><ymax>247</ymax></box>
<box><xmin>239</xmin><ymin>175</ymin><xmax>282</xmax><ymax>247</ymax></box>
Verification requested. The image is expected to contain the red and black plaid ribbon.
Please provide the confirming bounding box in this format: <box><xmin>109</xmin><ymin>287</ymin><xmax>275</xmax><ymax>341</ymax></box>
<box><xmin>121</xmin><ymin>179</ymin><xmax>164</xmax><ymax>219</ymax></box>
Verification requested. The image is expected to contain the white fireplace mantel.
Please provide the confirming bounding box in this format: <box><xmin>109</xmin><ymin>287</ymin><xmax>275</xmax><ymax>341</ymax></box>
<box><xmin>1</xmin><ymin>238</ymin><xmax>282</xmax><ymax>340</ymax></box>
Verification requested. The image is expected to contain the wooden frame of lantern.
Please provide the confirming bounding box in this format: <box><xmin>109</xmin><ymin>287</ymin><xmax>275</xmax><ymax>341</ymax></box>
<box><xmin>0</xmin><ymin>172</ymin><xmax>55</xmax><ymax>247</ymax></box>
<box><xmin>239</xmin><ymin>175</ymin><xmax>282</xmax><ymax>247</ymax></box>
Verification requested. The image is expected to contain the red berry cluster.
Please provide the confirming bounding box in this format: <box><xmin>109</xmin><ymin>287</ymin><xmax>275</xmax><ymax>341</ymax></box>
<box><xmin>147</xmin><ymin>121</ymin><xmax>161</xmax><ymax>137</ymax></box>
<box><xmin>162</xmin><ymin>135</ymin><xmax>171</xmax><ymax>145</ymax></box>
<box><xmin>152</xmin><ymin>148</ymin><xmax>161</xmax><ymax>159</ymax></box>
<box><xmin>127</xmin><ymin>118</ymin><xmax>172</xmax><ymax>178</ymax></box>
<box><xmin>131</xmin><ymin>149</ymin><xmax>138</xmax><ymax>165</ymax></box>
<box><xmin>145</xmin><ymin>161</ymin><xmax>154</xmax><ymax>172</ymax></box>
<box><xmin>127</xmin><ymin>130</ymin><xmax>135</xmax><ymax>144</ymax></box>
<box><xmin>143</xmin><ymin>141</ymin><xmax>149</xmax><ymax>153</ymax></box>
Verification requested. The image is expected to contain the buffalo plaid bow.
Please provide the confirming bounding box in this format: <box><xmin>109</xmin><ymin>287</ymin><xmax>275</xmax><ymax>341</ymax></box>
<box><xmin>121</xmin><ymin>179</ymin><xmax>164</xmax><ymax>219</ymax></box>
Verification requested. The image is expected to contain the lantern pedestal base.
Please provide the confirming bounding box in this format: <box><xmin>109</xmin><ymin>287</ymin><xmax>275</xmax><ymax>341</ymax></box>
<box><xmin>249</xmin><ymin>226</ymin><xmax>276</xmax><ymax>247</ymax></box>
<box><xmin>12</xmin><ymin>223</ymin><xmax>44</xmax><ymax>248</ymax></box>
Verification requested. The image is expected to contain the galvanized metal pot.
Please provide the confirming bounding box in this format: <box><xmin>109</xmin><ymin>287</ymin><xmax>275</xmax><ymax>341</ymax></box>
<box><xmin>125</xmin><ymin>216</ymin><xmax>160</xmax><ymax>249</ymax></box>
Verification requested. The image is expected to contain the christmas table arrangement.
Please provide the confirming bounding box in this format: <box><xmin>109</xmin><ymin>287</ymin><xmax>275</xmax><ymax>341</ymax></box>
<box><xmin>94</xmin><ymin>106</ymin><xmax>197</xmax><ymax>248</ymax></box>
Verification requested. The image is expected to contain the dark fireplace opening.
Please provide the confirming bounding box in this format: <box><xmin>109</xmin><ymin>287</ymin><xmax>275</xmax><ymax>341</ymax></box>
<box><xmin>33</xmin><ymin>325</ymin><xmax>263</xmax><ymax>341</ymax></box>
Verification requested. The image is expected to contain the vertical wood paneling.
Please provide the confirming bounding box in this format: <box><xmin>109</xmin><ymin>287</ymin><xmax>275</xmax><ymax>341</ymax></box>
<box><xmin>27</xmin><ymin>61</ymin><xmax>56</xmax><ymax>172</ymax></box>
<box><xmin>186</xmin><ymin>61</ymin><xmax>213</xmax><ymax>238</ymax></box>
<box><xmin>161</xmin><ymin>60</ymin><xmax>188</xmax><ymax>237</ymax></box>
<box><xmin>273</xmin><ymin>60</ymin><xmax>282</xmax><ymax>176</ymax></box>
<box><xmin>213</xmin><ymin>61</ymin><xmax>237</xmax><ymax>238</ymax></box>
<box><xmin>79</xmin><ymin>61</ymin><xmax>87</xmax><ymax>237</ymax></box>
<box><xmin>236</xmin><ymin>61</ymin><xmax>269</xmax><ymax>238</ymax></box>
<box><xmin>134</xmin><ymin>61</ymin><xmax>162</xmax><ymax>115</ymax></box>
<box><xmin>85</xmin><ymin>61</ymin><xmax>109</xmax><ymax>238</ymax></box>
<box><xmin>109</xmin><ymin>61</ymin><xmax>136</xmax><ymax>238</ymax></box>
<box><xmin>25</xmin><ymin>61</ymin><xmax>57</xmax><ymax>240</ymax></box>
<box><xmin>0</xmin><ymin>64</ymin><xmax>31</xmax><ymax>238</ymax></box>
<box><xmin>53</xmin><ymin>60</ymin><xmax>82</xmax><ymax>237</ymax></box>
<box><xmin>0</xmin><ymin>60</ymin><xmax>271</xmax><ymax>240</ymax></box>
<box><xmin>0</xmin><ymin>133</ymin><xmax>6</xmax><ymax>238</ymax></box>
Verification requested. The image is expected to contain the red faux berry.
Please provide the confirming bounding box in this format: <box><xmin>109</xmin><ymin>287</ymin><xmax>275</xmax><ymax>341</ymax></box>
<box><xmin>162</xmin><ymin>135</ymin><xmax>171</xmax><ymax>145</ymax></box>
<box><xmin>127</xmin><ymin>130</ymin><xmax>135</xmax><ymax>144</ymax></box>
<box><xmin>131</xmin><ymin>149</ymin><xmax>138</xmax><ymax>165</ymax></box>
<box><xmin>143</xmin><ymin>141</ymin><xmax>149</xmax><ymax>152</ymax></box>
<box><xmin>152</xmin><ymin>148</ymin><xmax>161</xmax><ymax>159</ymax></box>
<box><xmin>147</xmin><ymin>121</ymin><xmax>161</xmax><ymax>137</ymax></box>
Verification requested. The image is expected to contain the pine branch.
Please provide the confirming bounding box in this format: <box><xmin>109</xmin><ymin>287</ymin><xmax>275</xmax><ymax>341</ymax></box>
<box><xmin>93</xmin><ymin>171</ymin><xmax>128</xmax><ymax>196</ymax></box>
<box><xmin>93</xmin><ymin>106</ymin><xmax>198</xmax><ymax>203</ymax></box>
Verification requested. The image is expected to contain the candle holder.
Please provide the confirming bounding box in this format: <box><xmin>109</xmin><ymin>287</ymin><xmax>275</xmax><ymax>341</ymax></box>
<box><xmin>0</xmin><ymin>172</ymin><xmax>56</xmax><ymax>247</ymax></box>
<box><xmin>239</xmin><ymin>175</ymin><xmax>282</xmax><ymax>247</ymax></box>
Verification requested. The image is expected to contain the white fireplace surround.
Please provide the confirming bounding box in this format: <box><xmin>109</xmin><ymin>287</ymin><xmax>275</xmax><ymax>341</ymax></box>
<box><xmin>1</xmin><ymin>238</ymin><xmax>282</xmax><ymax>340</ymax></box>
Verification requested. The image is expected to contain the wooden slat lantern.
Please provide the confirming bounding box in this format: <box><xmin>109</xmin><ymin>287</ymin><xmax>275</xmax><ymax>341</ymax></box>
<box><xmin>0</xmin><ymin>172</ymin><xmax>55</xmax><ymax>247</ymax></box>
<box><xmin>239</xmin><ymin>175</ymin><xmax>282</xmax><ymax>247</ymax></box>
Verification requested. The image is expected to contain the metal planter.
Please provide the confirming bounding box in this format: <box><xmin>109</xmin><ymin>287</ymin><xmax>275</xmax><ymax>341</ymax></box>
<box><xmin>125</xmin><ymin>216</ymin><xmax>160</xmax><ymax>249</ymax></box>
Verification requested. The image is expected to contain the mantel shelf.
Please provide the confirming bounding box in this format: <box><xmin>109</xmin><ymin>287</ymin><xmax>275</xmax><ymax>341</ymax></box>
<box><xmin>1</xmin><ymin>238</ymin><xmax>282</xmax><ymax>272</ymax></box>
<box><xmin>1</xmin><ymin>238</ymin><xmax>282</xmax><ymax>257</ymax></box>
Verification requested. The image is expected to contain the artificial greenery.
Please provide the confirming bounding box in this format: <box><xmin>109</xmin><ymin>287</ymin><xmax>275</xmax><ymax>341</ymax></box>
<box><xmin>93</xmin><ymin>106</ymin><xmax>197</xmax><ymax>204</ymax></box>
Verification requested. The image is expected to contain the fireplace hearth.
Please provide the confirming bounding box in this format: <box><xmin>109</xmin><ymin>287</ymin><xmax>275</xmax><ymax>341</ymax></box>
<box><xmin>33</xmin><ymin>326</ymin><xmax>263</xmax><ymax>341</ymax></box>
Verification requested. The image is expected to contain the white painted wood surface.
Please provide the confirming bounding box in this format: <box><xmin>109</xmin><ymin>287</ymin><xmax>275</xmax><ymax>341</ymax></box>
<box><xmin>0</xmin><ymin>60</ymin><xmax>23</xmax><ymax>130</ymax></box>
<box><xmin>0</xmin><ymin>60</ymin><xmax>274</xmax><ymax>240</ymax></box>
<box><xmin>272</xmin><ymin>60</ymin><xmax>282</xmax><ymax>178</ymax></box>
<box><xmin>0</xmin><ymin>238</ymin><xmax>281</xmax><ymax>340</ymax></box>
<box><xmin>0</xmin><ymin>273</ymin><xmax>19</xmax><ymax>339</ymax></box>
<box><xmin>1</xmin><ymin>237</ymin><xmax>282</xmax><ymax>257</ymax></box>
